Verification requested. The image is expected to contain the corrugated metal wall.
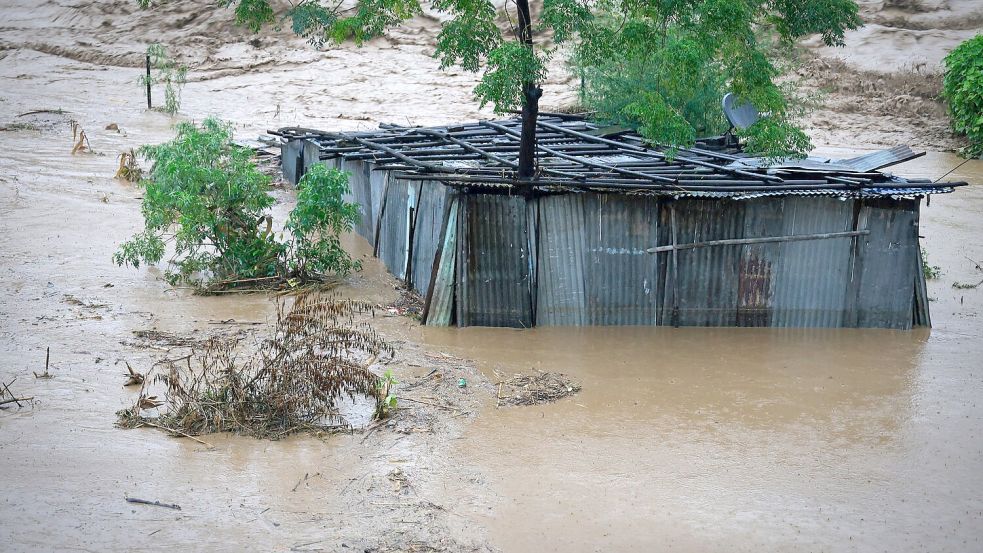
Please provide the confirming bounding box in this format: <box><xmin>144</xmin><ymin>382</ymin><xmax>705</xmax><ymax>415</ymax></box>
<box><xmin>425</xmin><ymin>195</ymin><xmax>460</xmax><ymax>327</ymax></box>
<box><xmin>536</xmin><ymin>194</ymin><xmax>589</xmax><ymax>325</ymax></box>
<box><xmin>769</xmin><ymin>197</ymin><xmax>856</xmax><ymax>327</ymax></box>
<box><xmin>376</xmin><ymin>177</ymin><xmax>410</xmax><ymax>279</ymax></box>
<box><xmin>337</xmin><ymin>159</ymin><xmax>377</xmax><ymax>242</ymax></box>
<box><xmin>662</xmin><ymin>199</ymin><xmax>744</xmax><ymax>327</ymax></box>
<box><xmin>737</xmin><ymin>198</ymin><xmax>784</xmax><ymax>327</ymax></box>
<box><xmin>408</xmin><ymin>181</ymin><xmax>448</xmax><ymax>296</ymax></box>
<box><xmin>288</xmin><ymin>154</ymin><xmax>926</xmax><ymax>329</ymax></box>
<box><xmin>281</xmin><ymin>140</ymin><xmax>321</xmax><ymax>186</ymax></box>
<box><xmin>855</xmin><ymin>199</ymin><xmax>918</xmax><ymax>329</ymax></box>
<box><xmin>458</xmin><ymin>193</ymin><xmax>533</xmax><ymax>328</ymax></box>
<box><xmin>585</xmin><ymin>194</ymin><xmax>662</xmax><ymax>325</ymax></box>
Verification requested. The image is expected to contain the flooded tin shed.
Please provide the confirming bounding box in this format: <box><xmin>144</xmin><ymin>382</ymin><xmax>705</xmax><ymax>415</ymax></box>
<box><xmin>275</xmin><ymin>116</ymin><xmax>966</xmax><ymax>329</ymax></box>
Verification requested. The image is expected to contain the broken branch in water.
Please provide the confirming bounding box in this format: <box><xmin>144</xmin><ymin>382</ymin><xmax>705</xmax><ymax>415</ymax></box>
<box><xmin>398</xmin><ymin>396</ymin><xmax>457</xmax><ymax>411</ymax></box>
<box><xmin>0</xmin><ymin>379</ymin><xmax>33</xmax><ymax>408</ymax></box>
<box><xmin>135</xmin><ymin>421</ymin><xmax>213</xmax><ymax>449</ymax></box>
<box><xmin>34</xmin><ymin>347</ymin><xmax>53</xmax><ymax>379</ymax></box>
<box><xmin>0</xmin><ymin>396</ymin><xmax>35</xmax><ymax>408</ymax></box>
<box><xmin>125</xmin><ymin>496</ymin><xmax>182</xmax><ymax>510</ymax></box>
<box><xmin>122</xmin><ymin>361</ymin><xmax>145</xmax><ymax>386</ymax></box>
<box><xmin>16</xmin><ymin>109</ymin><xmax>66</xmax><ymax>118</ymax></box>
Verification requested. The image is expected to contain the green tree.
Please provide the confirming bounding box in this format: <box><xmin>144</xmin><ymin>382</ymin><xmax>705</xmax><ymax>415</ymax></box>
<box><xmin>138</xmin><ymin>0</ymin><xmax>861</xmax><ymax>170</ymax></box>
<box><xmin>114</xmin><ymin>118</ymin><xmax>361</xmax><ymax>291</ymax></box>
<box><xmin>942</xmin><ymin>33</ymin><xmax>983</xmax><ymax>158</ymax></box>
<box><xmin>573</xmin><ymin>2</ymin><xmax>861</xmax><ymax>158</ymax></box>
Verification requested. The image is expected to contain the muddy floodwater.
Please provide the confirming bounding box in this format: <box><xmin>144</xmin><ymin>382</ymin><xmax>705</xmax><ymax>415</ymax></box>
<box><xmin>2</xmin><ymin>4</ymin><xmax>983</xmax><ymax>549</ymax></box>
<box><xmin>420</xmin><ymin>152</ymin><xmax>983</xmax><ymax>552</ymax></box>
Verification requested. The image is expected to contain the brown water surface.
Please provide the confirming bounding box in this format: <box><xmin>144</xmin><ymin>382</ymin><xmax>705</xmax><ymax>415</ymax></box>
<box><xmin>417</xmin><ymin>151</ymin><xmax>983</xmax><ymax>551</ymax></box>
<box><xmin>1</xmin><ymin>10</ymin><xmax>982</xmax><ymax>550</ymax></box>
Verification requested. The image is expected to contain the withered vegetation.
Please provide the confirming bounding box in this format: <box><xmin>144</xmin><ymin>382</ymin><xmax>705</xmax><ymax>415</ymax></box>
<box><xmin>118</xmin><ymin>292</ymin><xmax>395</xmax><ymax>439</ymax></box>
<box><xmin>496</xmin><ymin>370</ymin><xmax>581</xmax><ymax>407</ymax></box>
<box><xmin>114</xmin><ymin>149</ymin><xmax>142</xmax><ymax>182</ymax></box>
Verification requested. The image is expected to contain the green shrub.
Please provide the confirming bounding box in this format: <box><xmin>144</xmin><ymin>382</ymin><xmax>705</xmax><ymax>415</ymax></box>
<box><xmin>942</xmin><ymin>34</ymin><xmax>983</xmax><ymax>158</ymax></box>
<box><xmin>286</xmin><ymin>163</ymin><xmax>362</xmax><ymax>278</ymax></box>
<box><xmin>140</xmin><ymin>43</ymin><xmax>188</xmax><ymax>116</ymax></box>
<box><xmin>114</xmin><ymin>118</ymin><xmax>361</xmax><ymax>292</ymax></box>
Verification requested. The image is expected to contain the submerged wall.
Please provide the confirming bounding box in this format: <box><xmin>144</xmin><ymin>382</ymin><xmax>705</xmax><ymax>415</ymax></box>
<box><xmin>286</xmin><ymin>141</ymin><xmax>929</xmax><ymax>329</ymax></box>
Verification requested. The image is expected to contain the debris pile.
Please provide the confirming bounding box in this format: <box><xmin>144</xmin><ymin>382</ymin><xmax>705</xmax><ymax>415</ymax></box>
<box><xmin>496</xmin><ymin>371</ymin><xmax>581</xmax><ymax>407</ymax></box>
<box><xmin>118</xmin><ymin>292</ymin><xmax>395</xmax><ymax>438</ymax></box>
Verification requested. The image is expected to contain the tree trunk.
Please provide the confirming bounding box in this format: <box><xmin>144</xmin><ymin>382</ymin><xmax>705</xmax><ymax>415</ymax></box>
<box><xmin>518</xmin><ymin>84</ymin><xmax>542</xmax><ymax>180</ymax></box>
<box><xmin>515</xmin><ymin>0</ymin><xmax>539</xmax><ymax>180</ymax></box>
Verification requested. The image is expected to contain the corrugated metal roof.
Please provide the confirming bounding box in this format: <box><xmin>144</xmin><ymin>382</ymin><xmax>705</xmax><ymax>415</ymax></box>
<box><xmin>274</xmin><ymin>116</ymin><xmax>967</xmax><ymax>198</ymax></box>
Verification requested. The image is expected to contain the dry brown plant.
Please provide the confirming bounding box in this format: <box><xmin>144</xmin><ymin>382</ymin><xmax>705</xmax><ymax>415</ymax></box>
<box><xmin>114</xmin><ymin>150</ymin><xmax>142</xmax><ymax>181</ymax></box>
<box><xmin>118</xmin><ymin>292</ymin><xmax>395</xmax><ymax>438</ymax></box>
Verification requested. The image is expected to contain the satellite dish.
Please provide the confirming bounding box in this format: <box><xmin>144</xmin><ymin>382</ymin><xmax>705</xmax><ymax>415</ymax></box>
<box><xmin>722</xmin><ymin>93</ymin><xmax>759</xmax><ymax>130</ymax></box>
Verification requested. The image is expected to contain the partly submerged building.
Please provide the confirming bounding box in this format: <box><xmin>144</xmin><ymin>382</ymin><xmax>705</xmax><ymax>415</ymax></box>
<box><xmin>275</xmin><ymin>116</ymin><xmax>966</xmax><ymax>329</ymax></box>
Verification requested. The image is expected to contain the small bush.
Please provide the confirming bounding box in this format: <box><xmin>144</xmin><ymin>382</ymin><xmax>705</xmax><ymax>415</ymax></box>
<box><xmin>140</xmin><ymin>43</ymin><xmax>188</xmax><ymax>116</ymax></box>
<box><xmin>922</xmin><ymin>247</ymin><xmax>941</xmax><ymax>280</ymax></box>
<box><xmin>114</xmin><ymin>118</ymin><xmax>361</xmax><ymax>292</ymax></box>
<box><xmin>287</xmin><ymin>164</ymin><xmax>362</xmax><ymax>278</ymax></box>
<box><xmin>942</xmin><ymin>34</ymin><xmax>983</xmax><ymax>157</ymax></box>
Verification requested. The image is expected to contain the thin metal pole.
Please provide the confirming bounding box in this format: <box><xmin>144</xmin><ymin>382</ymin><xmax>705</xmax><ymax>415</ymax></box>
<box><xmin>670</xmin><ymin>205</ymin><xmax>680</xmax><ymax>328</ymax></box>
<box><xmin>146</xmin><ymin>54</ymin><xmax>152</xmax><ymax>109</ymax></box>
<box><xmin>647</xmin><ymin>230</ymin><xmax>871</xmax><ymax>253</ymax></box>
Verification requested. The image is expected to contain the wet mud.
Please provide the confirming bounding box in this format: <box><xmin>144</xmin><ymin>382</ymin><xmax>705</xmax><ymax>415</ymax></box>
<box><xmin>2</xmin><ymin>2</ymin><xmax>983</xmax><ymax>551</ymax></box>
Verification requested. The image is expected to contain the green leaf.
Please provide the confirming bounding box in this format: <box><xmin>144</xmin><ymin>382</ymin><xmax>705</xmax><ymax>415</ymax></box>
<box><xmin>473</xmin><ymin>42</ymin><xmax>548</xmax><ymax>112</ymax></box>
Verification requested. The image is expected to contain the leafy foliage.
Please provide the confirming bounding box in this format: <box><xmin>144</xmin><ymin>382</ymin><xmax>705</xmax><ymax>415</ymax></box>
<box><xmin>921</xmin><ymin>247</ymin><xmax>942</xmax><ymax>280</ymax></box>
<box><xmin>942</xmin><ymin>34</ymin><xmax>983</xmax><ymax>158</ymax></box>
<box><xmin>375</xmin><ymin>369</ymin><xmax>399</xmax><ymax>418</ymax></box>
<box><xmin>574</xmin><ymin>1</ymin><xmax>861</xmax><ymax>157</ymax></box>
<box><xmin>473</xmin><ymin>42</ymin><xmax>549</xmax><ymax>112</ymax></box>
<box><xmin>139</xmin><ymin>43</ymin><xmax>188</xmax><ymax>116</ymax></box>
<box><xmin>113</xmin><ymin>118</ymin><xmax>360</xmax><ymax>291</ymax></box>
<box><xmin>137</xmin><ymin>0</ymin><xmax>861</xmax><ymax>158</ymax></box>
<box><xmin>287</xmin><ymin>164</ymin><xmax>363</xmax><ymax>278</ymax></box>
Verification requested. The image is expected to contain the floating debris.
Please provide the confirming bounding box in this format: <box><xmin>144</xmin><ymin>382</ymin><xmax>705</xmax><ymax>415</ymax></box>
<box><xmin>497</xmin><ymin>371</ymin><xmax>581</xmax><ymax>407</ymax></box>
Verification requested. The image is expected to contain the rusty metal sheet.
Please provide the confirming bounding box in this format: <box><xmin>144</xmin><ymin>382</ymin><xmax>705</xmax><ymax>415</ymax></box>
<box><xmin>660</xmin><ymin>198</ymin><xmax>744</xmax><ymax>327</ymax></box>
<box><xmin>536</xmin><ymin>194</ymin><xmax>588</xmax><ymax>325</ymax></box>
<box><xmin>585</xmin><ymin>194</ymin><xmax>660</xmax><ymax>325</ymax></box>
<box><xmin>737</xmin><ymin>198</ymin><xmax>784</xmax><ymax>326</ymax></box>
<box><xmin>459</xmin><ymin>194</ymin><xmax>532</xmax><ymax>328</ymax></box>
<box><xmin>855</xmin><ymin>198</ymin><xmax>918</xmax><ymax>329</ymax></box>
<box><xmin>770</xmin><ymin>197</ymin><xmax>856</xmax><ymax>327</ymax></box>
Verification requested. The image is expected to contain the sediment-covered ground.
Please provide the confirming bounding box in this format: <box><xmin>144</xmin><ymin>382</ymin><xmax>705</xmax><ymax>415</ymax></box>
<box><xmin>1</xmin><ymin>1</ymin><xmax>982</xmax><ymax>551</ymax></box>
